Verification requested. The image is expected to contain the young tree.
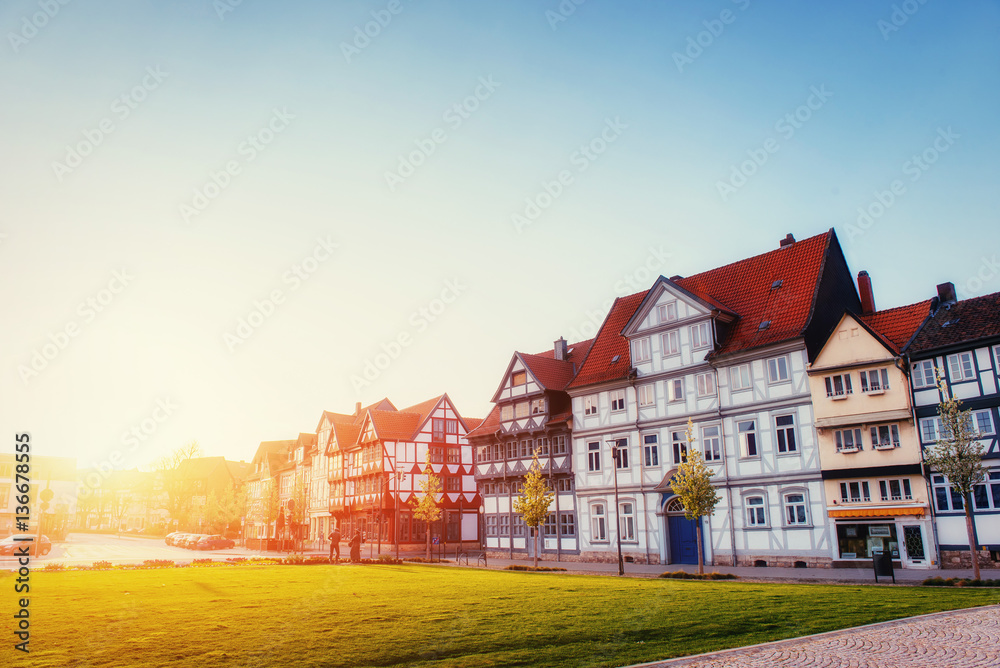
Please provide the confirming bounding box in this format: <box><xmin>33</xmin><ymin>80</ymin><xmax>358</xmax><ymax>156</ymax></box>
<box><xmin>412</xmin><ymin>453</ymin><xmax>442</xmax><ymax>560</ymax></box>
<box><xmin>924</xmin><ymin>374</ymin><xmax>987</xmax><ymax>580</ymax></box>
<box><xmin>513</xmin><ymin>452</ymin><xmax>555</xmax><ymax>568</ymax></box>
<box><xmin>153</xmin><ymin>441</ymin><xmax>203</xmax><ymax>530</ymax></box>
<box><xmin>288</xmin><ymin>476</ymin><xmax>309</xmax><ymax>552</ymax></box>
<box><xmin>204</xmin><ymin>484</ymin><xmax>246</xmax><ymax>535</ymax></box>
<box><xmin>669</xmin><ymin>420</ymin><xmax>720</xmax><ymax>574</ymax></box>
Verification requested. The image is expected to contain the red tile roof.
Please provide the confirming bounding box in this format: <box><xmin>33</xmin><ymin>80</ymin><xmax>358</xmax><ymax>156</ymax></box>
<box><xmin>570</xmin><ymin>231</ymin><xmax>835</xmax><ymax>389</ymax></box>
<box><xmin>519</xmin><ymin>338</ymin><xmax>594</xmax><ymax>391</ymax></box>
<box><xmin>859</xmin><ymin>300</ymin><xmax>932</xmax><ymax>354</ymax></box>
<box><xmin>466</xmin><ymin>406</ymin><xmax>500</xmax><ymax>439</ymax></box>
<box><xmin>400</xmin><ymin>395</ymin><xmax>444</xmax><ymax>427</ymax></box>
<box><xmin>907</xmin><ymin>291</ymin><xmax>1000</xmax><ymax>353</ymax></box>
<box><xmin>368</xmin><ymin>409</ymin><xmax>422</xmax><ymax>441</ymax></box>
<box><xmin>329</xmin><ymin>422</ymin><xmax>361</xmax><ymax>451</ymax></box>
<box><xmin>464</xmin><ymin>417</ymin><xmax>484</xmax><ymax>433</ymax></box>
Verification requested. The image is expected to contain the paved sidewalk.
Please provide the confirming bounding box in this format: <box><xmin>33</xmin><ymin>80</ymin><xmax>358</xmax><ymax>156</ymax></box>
<box><xmin>628</xmin><ymin>605</ymin><xmax>1000</xmax><ymax>667</ymax></box>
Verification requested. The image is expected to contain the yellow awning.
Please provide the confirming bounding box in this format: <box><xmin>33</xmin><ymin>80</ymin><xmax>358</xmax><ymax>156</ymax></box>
<box><xmin>828</xmin><ymin>507</ymin><xmax>924</xmax><ymax>518</ymax></box>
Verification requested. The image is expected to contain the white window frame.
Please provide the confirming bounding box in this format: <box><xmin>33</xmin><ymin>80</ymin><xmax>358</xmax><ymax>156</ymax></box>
<box><xmin>530</xmin><ymin>397</ymin><xmax>546</xmax><ymax>415</ymax></box>
<box><xmin>783</xmin><ymin>492</ymin><xmax>809</xmax><ymax>526</ymax></box>
<box><xmin>774</xmin><ymin>414</ymin><xmax>798</xmax><ymax>453</ymax></box>
<box><xmin>618</xmin><ymin>501</ymin><xmax>636</xmax><ymax>541</ymax></box>
<box><xmin>948</xmin><ymin>352</ymin><xmax>975</xmax><ymax>382</ymax></box>
<box><xmin>661</xmin><ymin>330</ymin><xmax>680</xmax><ymax>356</ymax></box>
<box><xmin>587</xmin><ymin>442</ymin><xmax>601</xmax><ymax>472</ymax></box>
<box><xmin>591</xmin><ymin>504</ymin><xmax>607</xmax><ymax>541</ymax></box>
<box><xmin>767</xmin><ymin>356</ymin><xmax>790</xmax><ymax>383</ymax></box>
<box><xmin>657</xmin><ymin>302</ymin><xmax>678</xmax><ymax>323</ymax></box>
<box><xmin>839</xmin><ymin>480</ymin><xmax>871</xmax><ymax>503</ymax></box>
<box><xmin>610</xmin><ymin>389</ymin><xmax>626</xmax><ymax>413</ymax></box>
<box><xmin>584</xmin><ymin>395</ymin><xmax>598</xmax><ymax>416</ymax></box>
<box><xmin>737</xmin><ymin>419</ymin><xmax>758</xmax><ymax>458</ymax></box>
<box><xmin>870</xmin><ymin>423</ymin><xmax>900</xmax><ymax>449</ymax></box>
<box><xmin>834</xmin><ymin>427</ymin><xmax>863</xmax><ymax>453</ymax></box>
<box><xmin>731</xmin><ymin>364</ymin><xmax>751</xmax><ymax>392</ymax></box>
<box><xmin>824</xmin><ymin>373</ymin><xmax>853</xmax><ymax>399</ymax></box>
<box><xmin>691</xmin><ymin>322</ymin><xmax>711</xmax><ymax>350</ymax></box>
<box><xmin>515</xmin><ymin>402</ymin><xmax>529</xmax><ymax>418</ymax></box>
<box><xmin>701</xmin><ymin>425</ymin><xmax>722</xmax><ymax>462</ymax></box>
<box><xmin>500</xmin><ymin>405</ymin><xmax>513</xmax><ymax>421</ymax></box>
<box><xmin>973</xmin><ymin>409</ymin><xmax>995</xmax><ymax>436</ymax></box>
<box><xmin>643</xmin><ymin>434</ymin><xmax>659</xmax><ymax>467</ymax></box>
<box><xmin>859</xmin><ymin>368</ymin><xmax>890</xmax><ymax>393</ymax></box>
<box><xmin>613</xmin><ymin>439</ymin><xmax>629</xmax><ymax>469</ymax></box>
<box><xmin>671</xmin><ymin>430</ymin><xmax>688</xmax><ymax>464</ymax></box>
<box><xmin>878</xmin><ymin>478</ymin><xmax>913</xmax><ymax>502</ymax></box>
<box><xmin>911</xmin><ymin>360</ymin><xmax>936</xmax><ymax>389</ymax></box>
<box><xmin>919</xmin><ymin>416</ymin><xmax>942</xmax><ymax>443</ymax></box>
<box><xmin>638</xmin><ymin>384</ymin><xmax>655</xmax><ymax>408</ymax></box>
<box><xmin>632</xmin><ymin>337</ymin><xmax>651</xmax><ymax>364</ymax></box>
<box><xmin>667</xmin><ymin>378</ymin><xmax>684</xmax><ymax>402</ymax></box>
<box><xmin>696</xmin><ymin>372</ymin><xmax>716</xmax><ymax>397</ymax></box>
<box><xmin>745</xmin><ymin>495</ymin><xmax>767</xmax><ymax>527</ymax></box>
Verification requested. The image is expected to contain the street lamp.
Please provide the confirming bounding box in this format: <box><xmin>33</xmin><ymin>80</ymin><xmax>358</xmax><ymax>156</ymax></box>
<box><xmin>478</xmin><ymin>504</ymin><xmax>487</xmax><ymax>567</ymax></box>
<box><xmin>394</xmin><ymin>465</ymin><xmax>404</xmax><ymax>561</ymax></box>
<box><xmin>606</xmin><ymin>438</ymin><xmax>625</xmax><ymax>576</ymax></box>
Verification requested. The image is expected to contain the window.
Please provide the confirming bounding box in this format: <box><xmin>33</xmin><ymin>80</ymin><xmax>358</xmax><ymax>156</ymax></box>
<box><xmin>584</xmin><ymin>395</ymin><xmax>598</xmax><ymax>416</ymax></box>
<box><xmin>919</xmin><ymin>417</ymin><xmax>942</xmax><ymax>443</ymax></box>
<box><xmin>824</xmin><ymin>374</ymin><xmax>853</xmax><ymax>398</ymax></box>
<box><xmin>512</xmin><ymin>371</ymin><xmax>527</xmax><ymax>386</ymax></box>
<box><xmin>784</xmin><ymin>493</ymin><xmax>808</xmax><ymax>525</ymax></box>
<box><xmin>768</xmin><ymin>356</ymin><xmax>790</xmax><ymax>383</ymax></box>
<box><xmin>643</xmin><ymin>434</ymin><xmax>659</xmax><ymax>467</ymax></box>
<box><xmin>432</xmin><ymin>418</ymin><xmax>446</xmax><ymax>440</ymax></box>
<box><xmin>696</xmin><ymin>372</ymin><xmax>716</xmax><ymax>397</ymax></box>
<box><xmin>746</xmin><ymin>496</ymin><xmax>767</xmax><ymax>527</ymax></box>
<box><xmin>519</xmin><ymin>440</ymin><xmax>530</xmax><ymax>457</ymax></box>
<box><xmin>515</xmin><ymin>402</ymin><xmax>529</xmax><ymax>418</ymax></box>
<box><xmin>738</xmin><ymin>420</ymin><xmax>757</xmax><ymax>457</ymax></box>
<box><xmin>839</xmin><ymin>481</ymin><xmax>871</xmax><ymax>503</ymax></box>
<box><xmin>947</xmin><ymin>352</ymin><xmax>975</xmax><ymax>381</ymax></box>
<box><xmin>731</xmin><ymin>364</ymin><xmax>751</xmax><ymax>391</ymax></box>
<box><xmin>555</xmin><ymin>478</ymin><xmax>573</xmax><ymax>492</ymax></box>
<box><xmin>638</xmin><ymin>384</ymin><xmax>655</xmax><ymax>408</ymax></box>
<box><xmin>661</xmin><ymin>330</ymin><xmax>679</xmax><ymax>356</ymax></box>
<box><xmin>911</xmin><ymin>360</ymin><xmax>936</xmax><ymax>389</ymax></box>
<box><xmin>691</xmin><ymin>322</ymin><xmax>711</xmax><ymax>350</ymax></box>
<box><xmin>702</xmin><ymin>425</ymin><xmax>722</xmax><ymax>461</ymax></box>
<box><xmin>445</xmin><ymin>476</ymin><xmax>460</xmax><ymax>492</ymax></box>
<box><xmin>513</xmin><ymin>515</ymin><xmax>526</xmax><ymax>537</ymax></box>
<box><xmin>774</xmin><ymin>414</ymin><xmax>797</xmax><ymax>453</ymax></box>
<box><xmin>973</xmin><ymin>410</ymin><xmax>995</xmax><ymax>436</ymax></box>
<box><xmin>632</xmin><ymin>337</ymin><xmax>651</xmax><ymax>363</ymax></box>
<box><xmin>587</xmin><ymin>442</ymin><xmax>601</xmax><ymax>472</ymax></box>
<box><xmin>657</xmin><ymin>302</ymin><xmax>677</xmax><ymax>323</ymax></box>
<box><xmin>486</xmin><ymin>515</ymin><xmax>497</xmax><ymax>536</ymax></box>
<box><xmin>498</xmin><ymin>515</ymin><xmax>510</xmax><ymax>536</ymax></box>
<box><xmin>860</xmin><ymin>368</ymin><xmax>890</xmax><ymax>393</ymax></box>
<box><xmin>613</xmin><ymin>439</ymin><xmax>629</xmax><ymax>469</ymax></box>
<box><xmin>551</xmin><ymin>435</ymin><xmax>567</xmax><ymax>455</ymax></box>
<box><xmin>500</xmin><ymin>405</ymin><xmax>513</xmax><ymax>421</ymax></box>
<box><xmin>869</xmin><ymin>424</ymin><xmax>900</xmax><ymax>449</ymax></box>
<box><xmin>530</xmin><ymin>398</ymin><xmax>546</xmax><ymax>415</ymax></box>
<box><xmin>559</xmin><ymin>513</ymin><xmax>576</xmax><ymax>536</ymax></box>
<box><xmin>878</xmin><ymin>478</ymin><xmax>913</xmax><ymax>502</ymax></box>
<box><xmin>619</xmin><ymin>502</ymin><xmax>635</xmax><ymax>541</ymax></box>
<box><xmin>610</xmin><ymin>389</ymin><xmax>626</xmax><ymax>412</ymax></box>
<box><xmin>834</xmin><ymin>428</ymin><xmax>863</xmax><ymax>453</ymax></box>
<box><xmin>429</xmin><ymin>446</ymin><xmax>444</xmax><ymax>463</ymax></box>
<box><xmin>591</xmin><ymin>504</ymin><xmax>606</xmax><ymax>541</ymax></box>
<box><xmin>932</xmin><ymin>475</ymin><xmax>965</xmax><ymax>512</ymax></box>
<box><xmin>671</xmin><ymin>430</ymin><xmax>688</xmax><ymax>464</ymax></box>
<box><xmin>667</xmin><ymin>378</ymin><xmax>684</xmax><ymax>402</ymax></box>
<box><xmin>543</xmin><ymin>513</ymin><xmax>558</xmax><ymax>537</ymax></box>
<box><xmin>972</xmin><ymin>472</ymin><xmax>1000</xmax><ymax>511</ymax></box>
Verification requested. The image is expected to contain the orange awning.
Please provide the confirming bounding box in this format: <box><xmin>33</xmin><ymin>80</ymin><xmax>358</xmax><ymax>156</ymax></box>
<box><xmin>828</xmin><ymin>507</ymin><xmax>925</xmax><ymax>518</ymax></box>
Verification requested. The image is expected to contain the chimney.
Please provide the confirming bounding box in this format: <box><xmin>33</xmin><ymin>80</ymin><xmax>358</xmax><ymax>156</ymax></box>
<box><xmin>355</xmin><ymin>401</ymin><xmax>362</xmax><ymax>416</ymax></box>
<box><xmin>554</xmin><ymin>337</ymin><xmax>568</xmax><ymax>361</ymax></box>
<box><xmin>858</xmin><ymin>271</ymin><xmax>876</xmax><ymax>314</ymax></box>
<box><xmin>936</xmin><ymin>282</ymin><xmax>956</xmax><ymax>304</ymax></box>
<box><xmin>779</xmin><ymin>233</ymin><xmax>796</xmax><ymax>248</ymax></box>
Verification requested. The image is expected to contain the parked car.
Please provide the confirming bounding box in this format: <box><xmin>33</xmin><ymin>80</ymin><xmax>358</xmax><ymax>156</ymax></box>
<box><xmin>0</xmin><ymin>534</ymin><xmax>51</xmax><ymax>557</ymax></box>
<box><xmin>196</xmin><ymin>535</ymin><xmax>236</xmax><ymax>550</ymax></box>
<box><xmin>178</xmin><ymin>534</ymin><xmax>204</xmax><ymax>549</ymax></box>
<box><xmin>172</xmin><ymin>533</ymin><xmax>195</xmax><ymax>549</ymax></box>
<box><xmin>165</xmin><ymin>532</ymin><xmax>181</xmax><ymax>546</ymax></box>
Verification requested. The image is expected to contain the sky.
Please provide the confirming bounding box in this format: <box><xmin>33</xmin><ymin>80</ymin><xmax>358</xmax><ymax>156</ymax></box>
<box><xmin>2</xmin><ymin>0</ymin><xmax>998</xmax><ymax>474</ymax></box>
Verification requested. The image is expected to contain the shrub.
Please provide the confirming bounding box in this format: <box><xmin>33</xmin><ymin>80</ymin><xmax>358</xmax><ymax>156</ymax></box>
<box><xmin>922</xmin><ymin>577</ymin><xmax>1000</xmax><ymax>587</ymax></box>
<box><xmin>504</xmin><ymin>565</ymin><xmax>567</xmax><ymax>572</ymax></box>
<box><xmin>91</xmin><ymin>561</ymin><xmax>114</xmax><ymax>570</ymax></box>
<box><xmin>43</xmin><ymin>563</ymin><xmax>66</xmax><ymax>571</ymax></box>
<box><xmin>142</xmin><ymin>559</ymin><xmax>175</xmax><ymax>569</ymax></box>
<box><xmin>658</xmin><ymin>571</ymin><xmax>738</xmax><ymax>580</ymax></box>
<box><xmin>403</xmin><ymin>557</ymin><xmax>451</xmax><ymax>564</ymax></box>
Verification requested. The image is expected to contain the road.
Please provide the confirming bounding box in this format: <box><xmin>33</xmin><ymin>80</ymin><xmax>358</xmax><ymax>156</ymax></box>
<box><xmin>0</xmin><ymin>532</ymin><xmax>255</xmax><ymax>567</ymax></box>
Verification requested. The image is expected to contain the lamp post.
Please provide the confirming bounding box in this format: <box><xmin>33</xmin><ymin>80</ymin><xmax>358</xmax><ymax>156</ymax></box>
<box><xmin>394</xmin><ymin>466</ymin><xmax>404</xmax><ymax>561</ymax></box>
<box><xmin>607</xmin><ymin>438</ymin><xmax>625</xmax><ymax>576</ymax></box>
<box><xmin>478</xmin><ymin>504</ymin><xmax>487</xmax><ymax>567</ymax></box>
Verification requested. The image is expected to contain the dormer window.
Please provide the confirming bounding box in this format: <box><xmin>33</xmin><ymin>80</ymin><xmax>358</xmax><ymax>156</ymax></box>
<box><xmin>657</xmin><ymin>302</ymin><xmax>678</xmax><ymax>323</ymax></box>
<box><xmin>512</xmin><ymin>371</ymin><xmax>527</xmax><ymax>386</ymax></box>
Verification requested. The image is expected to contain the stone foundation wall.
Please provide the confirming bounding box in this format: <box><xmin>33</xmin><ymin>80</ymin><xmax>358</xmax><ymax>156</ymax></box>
<box><xmin>486</xmin><ymin>550</ymin><xmax>661</xmax><ymax>565</ymax></box>
<box><xmin>731</xmin><ymin>554</ymin><xmax>833</xmax><ymax>569</ymax></box>
<box><xmin>940</xmin><ymin>549</ymin><xmax>1000</xmax><ymax>570</ymax></box>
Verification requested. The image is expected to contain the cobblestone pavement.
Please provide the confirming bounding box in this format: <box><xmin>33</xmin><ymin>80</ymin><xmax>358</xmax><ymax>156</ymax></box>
<box><xmin>633</xmin><ymin>605</ymin><xmax>1000</xmax><ymax>668</ymax></box>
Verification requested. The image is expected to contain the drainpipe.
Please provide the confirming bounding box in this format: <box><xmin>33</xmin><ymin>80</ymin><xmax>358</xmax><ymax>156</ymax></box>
<box><xmin>629</xmin><ymin>371</ymin><xmax>651</xmax><ymax>564</ymax></box>
<box><xmin>901</xmin><ymin>351</ymin><xmax>941</xmax><ymax>567</ymax></box>
<box><xmin>713</xmin><ymin>364</ymin><xmax>737</xmax><ymax>567</ymax></box>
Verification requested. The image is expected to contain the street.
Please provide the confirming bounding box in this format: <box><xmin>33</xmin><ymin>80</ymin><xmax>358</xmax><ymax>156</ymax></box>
<box><xmin>0</xmin><ymin>532</ymin><xmax>256</xmax><ymax>567</ymax></box>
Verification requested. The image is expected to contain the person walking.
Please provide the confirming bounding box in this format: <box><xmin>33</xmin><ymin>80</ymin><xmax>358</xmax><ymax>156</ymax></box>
<box><xmin>328</xmin><ymin>526</ymin><xmax>342</xmax><ymax>564</ymax></box>
<box><xmin>349</xmin><ymin>529</ymin><xmax>362</xmax><ymax>563</ymax></box>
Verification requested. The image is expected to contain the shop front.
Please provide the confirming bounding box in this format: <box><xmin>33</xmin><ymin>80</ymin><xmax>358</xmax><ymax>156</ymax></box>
<box><xmin>828</xmin><ymin>507</ymin><xmax>932</xmax><ymax>569</ymax></box>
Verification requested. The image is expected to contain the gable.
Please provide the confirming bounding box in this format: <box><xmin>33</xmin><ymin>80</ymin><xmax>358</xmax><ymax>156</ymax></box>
<box><xmin>623</xmin><ymin>277</ymin><xmax>720</xmax><ymax>337</ymax></box>
<box><xmin>813</xmin><ymin>313</ymin><xmax>895</xmax><ymax>368</ymax></box>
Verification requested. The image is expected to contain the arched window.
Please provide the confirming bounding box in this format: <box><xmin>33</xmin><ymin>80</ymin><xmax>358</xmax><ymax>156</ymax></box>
<box><xmin>665</xmin><ymin>497</ymin><xmax>685</xmax><ymax>513</ymax></box>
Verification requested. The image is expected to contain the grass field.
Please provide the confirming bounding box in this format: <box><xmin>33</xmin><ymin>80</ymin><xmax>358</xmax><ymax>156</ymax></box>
<box><xmin>7</xmin><ymin>564</ymin><xmax>999</xmax><ymax>668</ymax></box>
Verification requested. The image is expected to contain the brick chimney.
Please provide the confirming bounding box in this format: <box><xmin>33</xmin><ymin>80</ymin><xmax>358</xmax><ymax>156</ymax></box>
<box><xmin>779</xmin><ymin>233</ymin><xmax>796</xmax><ymax>248</ymax></box>
<box><xmin>858</xmin><ymin>271</ymin><xmax>876</xmax><ymax>314</ymax></box>
<box><xmin>936</xmin><ymin>282</ymin><xmax>957</xmax><ymax>304</ymax></box>
<box><xmin>554</xmin><ymin>337</ymin><xmax>568</xmax><ymax>361</ymax></box>
<box><xmin>355</xmin><ymin>401</ymin><xmax>362</xmax><ymax>416</ymax></box>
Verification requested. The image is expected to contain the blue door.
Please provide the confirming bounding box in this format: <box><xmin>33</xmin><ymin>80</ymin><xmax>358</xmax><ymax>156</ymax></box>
<box><xmin>668</xmin><ymin>515</ymin><xmax>699</xmax><ymax>565</ymax></box>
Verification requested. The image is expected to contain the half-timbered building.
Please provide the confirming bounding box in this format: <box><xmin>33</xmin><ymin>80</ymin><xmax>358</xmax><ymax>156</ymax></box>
<box><xmin>467</xmin><ymin>337</ymin><xmax>594</xmax><ymax>560</ymax></box>
<box><xmin>905</xmin><ymin>286</ymin><xmax>1000</xmax><ymax>570</ymax></box>
<box><xmin>567</xmin><ymin>230</ymin><xmax>861</xmax><ymax>566</ymax></box>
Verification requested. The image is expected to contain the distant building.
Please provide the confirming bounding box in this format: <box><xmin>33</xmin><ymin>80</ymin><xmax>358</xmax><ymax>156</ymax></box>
<box><xmin>0</xmin><ymin>454</ymin><xmax>77</xmax><ymax>538</ymax></box>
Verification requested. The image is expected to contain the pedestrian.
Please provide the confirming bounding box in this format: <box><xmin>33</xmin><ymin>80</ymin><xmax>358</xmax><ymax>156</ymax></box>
<box><xmin>328</xmin><ymin>525</ymin><xmax>342</xmax><ymax>564</ymax></box>
<box><xmin>349</xmin><ymin>529</ymin><xmax>362</xmax><ymax>563</ymax></box>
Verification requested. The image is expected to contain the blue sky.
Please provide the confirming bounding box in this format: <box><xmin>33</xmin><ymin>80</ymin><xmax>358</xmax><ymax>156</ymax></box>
<box><xmin>2</xmin><ymin>0</ymin><xmax>998</xmax><ymax>471</ymax></box>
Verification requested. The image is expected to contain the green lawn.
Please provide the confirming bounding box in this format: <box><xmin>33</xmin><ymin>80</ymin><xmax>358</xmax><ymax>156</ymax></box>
<box><xmin>8</xmin><ymin>565</ymin><xmax>999</xmax><ymax>668</ymax></box>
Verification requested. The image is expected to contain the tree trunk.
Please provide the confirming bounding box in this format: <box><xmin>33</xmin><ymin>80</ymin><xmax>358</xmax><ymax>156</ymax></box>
<box><xmin>425</xmin><ymin>523</ymin><xmax>431</xmax><ymax>561</ymax></box>
<box><xmin>965</xmin><ymin>495</ymin><xmax>981</xmax><ymax>581</ymax></box>
<box><xmin>533</xmin><ymin>528</ymin><xmax>539</xmax><ymax>569</ymax></box>
<box><xmin>696</xmin><ymin>517</ymin><xmax>704</xmax><ymax>575</ymax></box>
